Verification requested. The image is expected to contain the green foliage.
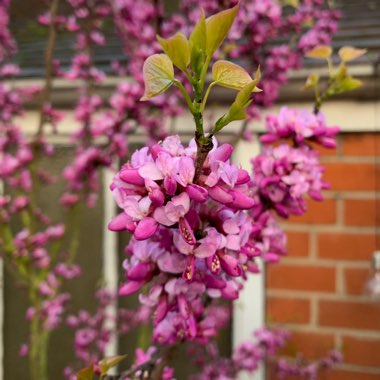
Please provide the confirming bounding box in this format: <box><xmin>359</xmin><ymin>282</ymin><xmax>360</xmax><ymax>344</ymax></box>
<box><xmin>157</xmin><ymin>33</ymin><xmax>191</xmax><ymax>72</ymax></box>
<box><xmin>212</xmin><ymin>60</ymin><xmax>252</xmax><ymax>90</ymax></box>
<box><xmin>212</xmin><ymin>67</ymin><xmax>261</xmax><ymax>133</ymax></box>
<box><xmin>205</xmin><ymin>2</ymin><xmax>239</xmax><ymax>57</ymax></box>
<box><xmin>99</xmin><ymin>354</ymin><xmax>128</xmax><ymax>375</ymax></box>
<box><xmin>140</xmin><ymin>54</ymin><xmax>174</xmax><ymax>101</ymax></box>
<box><xmin>305</xmin><ymin>73</ymin><xmax>319</xmax><ymax>90</ymax></box>
<box><xmin>305</xmin><ymin>44</ymin><xmax>366</xmax><ymax>111</ymax></box>
<box><xmin>140</xmin><ymin>1</ymin><xmax>260</xmax><ymax>138</ymax></box>
<box><xmin>338</xmin><ymin>46</ymin><xmax>367</xmax><ymax>62</ymax></box>
<box><xmin>189</xmin><ymin>10</ymin><xmax>207</xmax><ymax>77</ymax></box>
<box><xmin>305</xmin><ymin>45</ymin><xmax>332</xmax><ymax>60</ymax></box>
<box><xmin>76</xmin><ymin>364</ymin><xmax>94</xmax><ymax>380</ymax></box>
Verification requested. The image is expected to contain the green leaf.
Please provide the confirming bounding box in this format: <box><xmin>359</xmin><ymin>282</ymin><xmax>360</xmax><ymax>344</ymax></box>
<box><xmin>305</xmin><ymin>45</ymin><xmax>332</xmax><ymax>60</ymax></box>
<box><xmin>213</xmin><ymin>78</ymin><xmax>258</xmax><ymax>133</ymax></box>
<box><xmin>235</xmin><ymin>79</ymin><xmax>259</xmax><ymax>107</ymax></box>
<box><xmin>189</xmin><ymin>10</ymin><xmax>207</xmax><ymax>75</ymax></box>
<box><xmin>212</xmin><ymin>60</ymin><xmax>252</xmax><ymax>90</ymax></box>
<box><xmin>157</xmin><ymin>33</ymin><xmax>190</xmax><ymax>72</ymax></box>
<box><xmin>141</xmin><ymin>54</ymin><xmax>174</xmax><ymax>101</ymax></box>
<box><xmin>338</xmin><ymin>46</ymin><xmax>367</xmax><ymax>62</ymax></box>
<box><xmin>280</xmin><ymin>0</ymin><xmax>299</xmax><ymax>7</ymax></box>
<box><xmin>205</xmin><ymin>2</ymin><xmax>239</xmax><ymax>56</ymax></box>
<box><xmin>99</xmin><ymin>354</ymin><xmax>128</xmax><ymax>375</ymax></box>
<box><xmin>213</xmin><ymin>101</ymin><xmax>249</xmax><ymax>133</ymax></box>
<box><xmin>305</xmin><ymin>73</ymin><xmax>319</xmax><ymax>90</ymax></box>
<box><xmin>76</xmin><ymin>364</ymin><xmax>94</xmax><ymax>380</ymax></box>
<box><xmin>329</xmin><ymin>76</ymin><xmax>363</xmax><ymax>95</ymax></box>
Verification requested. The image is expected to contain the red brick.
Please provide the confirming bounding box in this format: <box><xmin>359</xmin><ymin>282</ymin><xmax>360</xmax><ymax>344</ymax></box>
<box><xmin>345</xmin><ymin>199</ymin><xmax>380</xmax><ymax>226</ymax></box>
<box><xmin>325</xmin><ymin>369</ymin><xmax>380</xmax><ymax>380</ymax></box>
<box><xmin>268</xmin><ymin>366</ymin><xmax>380</xmax><ymax>380</ymax></box>
<box><xmin>343</xmin><ymin>133</ymin><xmax>380</xmax><ymax>156</ymax></box>
<box><xmin>343</xmin><ymin>336</ymin><xmax>380</xmax><ymax>367</ymax></box>
<box><xmin>279</xmin><ymin>331</ymin><xmax>335</xmax><ymax>359</ymax></box>
<box><xmin>344</xmin><ymin>267</ymin><xmax>370</xmax><ymax>295</ymax></box>
<box><xmin>267</xmin><ymin>264</ymin><xmax>335</xmax><ymax>292</ymax></box>
<box><xmin>318</xmin><ymin>232</ymin><xmax>376</xmax><ymax>261</ymax></box>
<box><xmin>323</xmin><ymin>162</ymin><xmax>380</xmax><ymax>191</ymax></box>
<box><xmin>319</xmin><ymin>300</ymin><xmax>380</xmax><ymax>330</ymax></box>
<box><xmin>286</xmin><ymin>231</ymin><xmax>310</xmax><ymax>257</ymax></box>
<box><xmin>266</xmin><ymin>296</ymin><xmax>310</xmax><ymax>324</ymax></box>
<box><xmin>287</xmin><ymin>199</ymin><xmax>336</xmax><ymax>225</ymax></box>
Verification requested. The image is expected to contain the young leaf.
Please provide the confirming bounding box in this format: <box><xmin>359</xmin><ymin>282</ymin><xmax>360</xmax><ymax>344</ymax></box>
<box><xmin>189</xmin><ymin>10</ymin><xmax>207</xmax><ymax>75</ymax></box>
<box><xmin>329</xmin><ymin>76</ymin><xmax>363</xmax><ymax>95</ymax></box>
<box><xmin>141</xmin><ymin>54</ymin><xmax>174</xmax><ymax>101</ymax></box>
<box><xmin>157</xmin><ymin>33</ymin><xmax>190</xmax><ymax>71</ymax></box>
<box><xmin>235</xmin><ymin>80</ymin><xmax>259</xmax><ymax>107</ymax></box>
<box><xmin>99</xmin><ymin>355</ymin><xmax>128</xmax><ymax>375</ymax></box>
<box><xmin>305</xmin><ymin>73</ymin><xmax>319</xmax><ymax>90</ymax></box>
<box><xmin>305</xmin><ymin>45</ymin><xmax>332</xmax><ymax>60</ymax></box>
<box><xmin>76</xmin><ymin>364</ymin><xmax>94</xmax><ymax>380</ymax></box>
<box><xmin>338</xmin><ymin>46</ymin><xmax>367</xmax><ymax>62</ymax></box>
<box><xmin>205</xmin><ymin>2</ymin><xmax>239</xmax><ymax>56</ymax></box>
<box><xmin>214</xmin><ymin>102</ymin><xmax>247</xmax><ymax>131</ymax></box>
<box><xmin>213</xmin><ymin>79</ymin><xmax>258</xmax><ymax>133</ymax></box>
<box><xmin>212</xmin><ymin>60</ymin><xmax>252</xmax><ymax>90</ymax></box>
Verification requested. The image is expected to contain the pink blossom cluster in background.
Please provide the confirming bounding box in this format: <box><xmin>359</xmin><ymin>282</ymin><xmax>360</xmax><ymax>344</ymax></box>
<box><xmin>251</xmin><ymin>107</ymin><xmax>340</xmax><ymax>217</ymax></box>
<box><xmin>64</xmin><ymin>289</ymin><xmax>115</xmax><ymax>379</ymax></box>
<box><xmin>0</xmin><ymin>0</ymin><xmax>16</xmax><ymax>61</ymax></box>
<box><xmin>64</xmin><ymin>288</ymin><xmax>151</xmax><ymax>379</ymax></box>
<box><xmin>188</xmin><ymin>328</ymin><xmax>342</xmax><ymax>380</ymax></box>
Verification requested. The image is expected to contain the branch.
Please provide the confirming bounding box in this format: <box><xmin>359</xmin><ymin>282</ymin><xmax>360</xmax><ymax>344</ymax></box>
<box><xmin>36</xmin><ymin>0</ymin><xmax>60</xmax><ymax>137</ymax></box>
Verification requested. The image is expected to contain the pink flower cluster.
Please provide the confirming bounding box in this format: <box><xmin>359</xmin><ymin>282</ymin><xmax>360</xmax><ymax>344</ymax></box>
<box><xmin>189</xmin><ymin>328</ymin><xmax>290</xmax><ymax>380</ymax></box>
<box><xmin>188</xmin><ymin>328</ymin><xmax>342</xmax><ymax>380</ymax></box>
<box><xmin>251</xmin><ymin>108</ymin><xmax>339</xmax><ymax>218</ymax></box>
<box><xmin>276</xmin><ymin>350</ymin><xmax>343</xmax><ymax>380</ymax></box>
<box><xmin>0</xmin><ymin>0</ymin><xmax>16</xmax><ymax>61</ymax></box>
<box><xmin>65</xmin><ymin>289</ymin><xmax>114</xmax><ymax>372</ymax></box>
<box><xmin>109</xmin><ymin>135</ymin><xmax>254</xmax><ymax>239</ymax></box>
<box><xmin>252</xmin><ymin>144</ymin><xmax>328</xmax><ymax>217</ymax></box>
<box><xmin>110</xmin><ymin>135</ymin><xmax>289</xmax><ymax>344</ymax></box>
<box><xmin>262</xmin><ymin>107</ymin><xmax>340</xmax><ymax>148</ymax></box>
<box><xmin>64</xmin><ymin>288</ymin><xmax>150</xmax><ymax>379</ymax></box>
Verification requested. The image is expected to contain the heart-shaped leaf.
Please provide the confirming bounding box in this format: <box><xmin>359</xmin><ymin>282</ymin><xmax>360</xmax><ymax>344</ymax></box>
<box><xmin>157</xmin><ymin>33</ymin><xmax>190</xmax><ymax>71</ymax></box>
<box><xmin>338</xmin><ymin>46</ymin><xmax>367</xmax><ymax>62</ymax></box>
<box><xmin>206</xmin><ymin>3</ymin><xmax>239</xmax><ymax>56</ymax></box>
<box><xmin>99</xmin><ymin>354</ymin><xmax>128</xmax><ymax>375</ymax></box>
<box><xmin>305</xmin><ymin>45</ymin><xmax>332</xmax><ymax>60</ymax></box>
<box><xmin>212</xmin><ymin>60</ymin><xmax>252</xmax><ymax>90</ymax></box>
<box><xmin>141</xmin><ymin>54</ymin><xmax>174</xmax><ymax>101</ymax></box>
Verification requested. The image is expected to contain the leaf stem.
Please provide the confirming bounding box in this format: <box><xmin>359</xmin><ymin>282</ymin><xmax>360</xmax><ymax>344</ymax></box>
<box><xmin>201</xmin><ymin>81</ymin><xmax>217</xmax><ymax>113</ymax></box>
<box><xmin>174</xmin><ymin>80</ymin><xmax>194</xmax><ymax>113</ymax></box>
<box><xmin>199</xmin><ymin>55</ymin><xmax>212</xmax><ymax>96</ymax></box>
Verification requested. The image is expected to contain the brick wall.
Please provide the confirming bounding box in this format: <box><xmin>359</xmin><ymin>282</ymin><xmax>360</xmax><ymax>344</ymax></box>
<box><xmin>266</xmin><ymin>132</ymin><xmax>380</xmax><ymax>379</ymax></box>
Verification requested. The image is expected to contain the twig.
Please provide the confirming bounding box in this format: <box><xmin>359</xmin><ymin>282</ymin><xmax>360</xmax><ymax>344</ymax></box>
<box><xmin>36</xmin><ymin>0</ymin><xmax>60</xmax><ymax>137</ymax></box>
